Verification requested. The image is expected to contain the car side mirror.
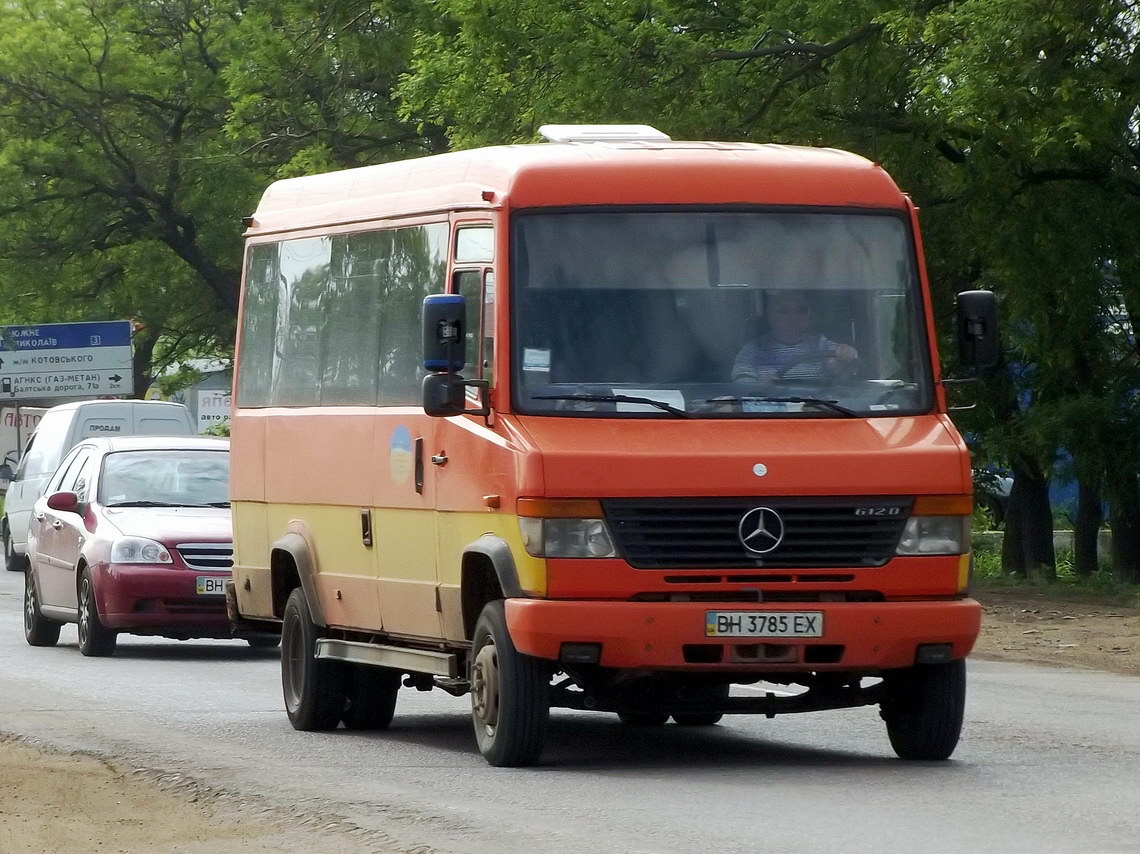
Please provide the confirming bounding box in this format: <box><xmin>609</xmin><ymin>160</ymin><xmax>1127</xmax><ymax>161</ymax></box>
<box><xmin>956</xmin><ymin>290</ymin><xmax>1000</xmax><ymax>372</ymax></box>
<box><xmin>46</xmin><ymin>491</ymin><xmax>79</xmax><ymax>513</ymax></box>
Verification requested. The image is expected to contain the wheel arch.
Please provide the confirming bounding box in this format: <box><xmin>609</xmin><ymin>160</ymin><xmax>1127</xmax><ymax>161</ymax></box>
<box><xmin>270</xmin><ymin>532</ymin><xmax>325</xmax><ymax>626</ymax></box>
<box><xmin>460</xmin><ymin>535</ymin><xmax>524</xmax><ymax>641</ymax></box>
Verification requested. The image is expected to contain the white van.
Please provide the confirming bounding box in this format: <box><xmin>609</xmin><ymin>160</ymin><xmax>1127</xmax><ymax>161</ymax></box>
<box><xmin>3</xmin><ymin>400</ymin><xmax>196</xmax><ymax>571</ymax></box>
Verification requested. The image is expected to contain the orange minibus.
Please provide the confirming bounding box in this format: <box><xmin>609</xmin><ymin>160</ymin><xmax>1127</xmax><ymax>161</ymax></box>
<box><xmin>228</xmin><ymin>124</ymin><xmax>998</xmax><ymax>766</ymax></box>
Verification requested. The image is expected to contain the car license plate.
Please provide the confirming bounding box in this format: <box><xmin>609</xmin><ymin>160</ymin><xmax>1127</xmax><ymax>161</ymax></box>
<box><xmin>705</xmin><ymin>611</ymin><xmax>824</xmax><ymax>638</ymax></box>
<box><xmin>196</xmin><ymin>576</ymin><xmax>228</xmax><ymax>596</ymax></box>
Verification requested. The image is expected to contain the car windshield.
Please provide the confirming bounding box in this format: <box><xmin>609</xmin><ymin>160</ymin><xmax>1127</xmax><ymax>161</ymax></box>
<box><xmin>98</xmin><ymin>449</ymin><xmax>229</xmax><ymax>507</ymax></box>
<box><xmin>511</xmin><ymin>210</ymin><xmax>932</xmax><ymax>417</ymax></box>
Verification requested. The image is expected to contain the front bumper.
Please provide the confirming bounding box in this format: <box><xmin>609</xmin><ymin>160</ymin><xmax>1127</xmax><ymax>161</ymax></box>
<box><xmin>505</xmin><ymin>598</ymin><xmax>981</xmax><ymax>672</ymax></box>
<box><xmin>97</xmin><ymin>564</ymin><xmax>231</xmax><ymax>632</ymax></box>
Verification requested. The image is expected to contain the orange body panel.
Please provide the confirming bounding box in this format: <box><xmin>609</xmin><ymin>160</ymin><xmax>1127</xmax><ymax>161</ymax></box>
<box><xmin>505</xmin><ymin>598</ymin><xmax>981</xmax><ymax>671</ymax></box>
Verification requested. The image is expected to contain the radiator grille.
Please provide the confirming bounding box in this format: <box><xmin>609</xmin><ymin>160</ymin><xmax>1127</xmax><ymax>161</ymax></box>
<box><xmin>175</xmin><ymin>542</ymin><xmax>233</xmax><ymax>571</ymax></box>
<box><xmin>602</xmin><ymin>497</ymin><xmax>912</xmax><ymax>569</ymax></box>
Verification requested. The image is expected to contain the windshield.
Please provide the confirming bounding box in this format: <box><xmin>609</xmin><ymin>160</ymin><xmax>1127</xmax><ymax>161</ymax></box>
<box><xmin>99</xmin><ymin>449</ymin><xmax>230</xmax><ymax>507</ymax></box>
<box><xmin>511</xmin><ymin>210</ymin><xmax>932</xmax><ymax>417</ymax></box>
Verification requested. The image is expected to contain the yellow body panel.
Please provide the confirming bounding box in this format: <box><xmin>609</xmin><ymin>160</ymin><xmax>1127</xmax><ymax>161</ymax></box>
<box><xmin>230</xmin><ymin>498</ymin><xmax>546</xmax><ymax>641</ymax></box>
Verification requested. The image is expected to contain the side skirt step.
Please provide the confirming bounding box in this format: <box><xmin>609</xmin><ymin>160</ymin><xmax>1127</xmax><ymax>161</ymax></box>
<box><xmin>315</xmin><ymin>638</ymin><xmax>459</xmax><ymax>678</ymax></box>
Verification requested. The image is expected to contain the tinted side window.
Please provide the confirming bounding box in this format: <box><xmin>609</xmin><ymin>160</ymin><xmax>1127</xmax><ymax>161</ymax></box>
<box><xmin>46</xmin><ymin>446</ymin><xmax>86</xmax><ymax>494</ymax></box>
<box><xmin>237</xmin><ymin>223</ymin><xmax>448</xmax><ymax>407</ymax></box>
<box><xmin>237</xmin><ymin>244</ymin><xmax>279</xmax><ymax>407</ymax></box>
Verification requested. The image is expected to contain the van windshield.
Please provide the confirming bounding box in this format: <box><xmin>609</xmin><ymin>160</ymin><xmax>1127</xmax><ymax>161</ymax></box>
<box><xmin>510</xmin><ymin>209</ymin><xmax>933</xmax><ymax>418</ymax></box>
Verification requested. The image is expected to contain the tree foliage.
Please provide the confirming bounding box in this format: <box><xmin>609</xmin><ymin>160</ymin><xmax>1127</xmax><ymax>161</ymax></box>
<box><xmin>0</xmin><ymin>0</ymin><xmax>1138</xmax><ymax>577</ymax></box>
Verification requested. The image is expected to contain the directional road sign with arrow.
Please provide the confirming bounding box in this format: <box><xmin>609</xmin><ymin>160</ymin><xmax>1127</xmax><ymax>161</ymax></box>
<box><xmin>0</xmin><ymin>321</ymin><xmax>134</xmax><ymax>400</ymax></box>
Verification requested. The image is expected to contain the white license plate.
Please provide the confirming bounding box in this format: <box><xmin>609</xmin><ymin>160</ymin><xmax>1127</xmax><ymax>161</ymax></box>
<box><xmin>196</xmin><ymin>576</ymin><xmax>228</xmax><ymax>596</ymax></box>
<box><xmin>705</xmin><ymin>611</ymin><xmax>824</xmax><ymax>638</ymax></box>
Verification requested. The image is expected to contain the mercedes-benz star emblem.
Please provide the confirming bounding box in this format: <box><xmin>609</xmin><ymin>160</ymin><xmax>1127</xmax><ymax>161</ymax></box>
<box><xmin>738</xmin><ymin>507</ymin><xmax>785</xmax><ymax>555</ymax></box>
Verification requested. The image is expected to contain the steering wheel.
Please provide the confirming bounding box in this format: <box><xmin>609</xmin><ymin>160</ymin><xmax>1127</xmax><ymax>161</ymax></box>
<box><xmin>773</xmin><ymin>352</ymin><xmax>862</xmax><ymax>386</ymax></box>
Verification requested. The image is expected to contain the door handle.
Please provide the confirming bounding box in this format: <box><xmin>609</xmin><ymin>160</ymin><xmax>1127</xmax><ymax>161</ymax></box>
<box><xmin>431</xmin><ymin>453</ymin><xmax>448</xmax><ymax>466</ymax></box>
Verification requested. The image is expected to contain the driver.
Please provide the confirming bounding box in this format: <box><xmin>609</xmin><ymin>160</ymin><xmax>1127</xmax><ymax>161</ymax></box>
<box><xmin>731</xmin><ymin>290</ymin><xmax>858</xmax><ymax>383</ymax></box>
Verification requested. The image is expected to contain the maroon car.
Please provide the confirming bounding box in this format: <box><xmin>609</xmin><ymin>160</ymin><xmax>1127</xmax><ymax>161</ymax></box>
<box><xmin>22</xmin><ymin>435</ymin><xmax>268</xmax><ymax>656</ymax></box>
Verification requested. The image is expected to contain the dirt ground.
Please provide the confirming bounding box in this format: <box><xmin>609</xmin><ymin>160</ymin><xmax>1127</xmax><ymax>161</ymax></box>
<box><xmin>0</xmin><ymin>737</ymin><xmax>391</xmax><ymax>854</ymax></box>
<box><xmin>2</xmin><ymin>588</ymin><xmax>1137</xmax><ymax>852</ymax></box>
<box><xmin>972</xmin><ymin>587</ymin><xmax>1140</xmax><ymax>677</ymax></box>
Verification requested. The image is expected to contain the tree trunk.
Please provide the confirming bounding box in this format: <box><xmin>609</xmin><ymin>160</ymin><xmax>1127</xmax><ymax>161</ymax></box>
<box><xmin>131</xmin><ymin>328</ymin><xmax>159</xmax><ymax>401</ymax></box>
<box><xmin>1073</xmin><ymin>476</ymin><xmax>1102</xmax><ymax>576</ymax></box>
<box><xmin>1001</xmin><ymin>462</ymin><xmax>1056</xmax><ymax>580</ymax></box>
<box><xmin>1104</xmin><ymin>465</ymin><xmax>1140</xmax><ymax>583</ymax></box>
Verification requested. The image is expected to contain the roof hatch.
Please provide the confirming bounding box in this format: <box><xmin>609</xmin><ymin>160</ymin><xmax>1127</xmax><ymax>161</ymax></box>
<box><xmin>538</xmin><ymin>124</ymin><xmax>672</xmax><ymax>143</ymax></box>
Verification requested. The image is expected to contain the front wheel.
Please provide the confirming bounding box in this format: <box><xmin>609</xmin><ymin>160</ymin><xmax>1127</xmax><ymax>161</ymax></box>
<box><xmin>77</xmin><ymin>571</ymin><xmax>117</xmax><ymax>657</ymax></box>
<box><xmin>281</xmin><ymin>588</ymin><xmax>346</xmax><ymax>730</ymax></box>
<box><xmin>470</xmin><ymin>600</ymin><xmax>550</xmax><ymax>767</ymax></box>
<box><xmin>881</xmin><ymin>660</ymin><xmax>966</xmax><ymax>760</ymax></box>
<box><xmin>4</xmin><ymin>520</ymin><xmax>23</xmax><ymax>573</ymax></box>
<box><xmin>24</xmin><ymin>569</ymin><xmax>61</xmax><ymax>647</ymax></box>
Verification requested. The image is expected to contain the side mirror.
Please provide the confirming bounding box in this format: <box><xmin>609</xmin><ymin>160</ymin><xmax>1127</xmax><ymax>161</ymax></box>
<box><xmin>46</xmin><ymin>491</ymin><xmax>79</xmax><ymax>513</ymax></box>
<box><xmin>956</xmin><ymin>290</ymin><xmax>1000</xmax><ymax>372</ymax></box>
<box><xmin>422</xmin><ymin>293</ymin><xmax>466</xmax><ymax>374</ymax></box>
<box><xmin>422</xmin><ymin>373</ymin><xmax>467</xmax><ymax>418</ymax></box>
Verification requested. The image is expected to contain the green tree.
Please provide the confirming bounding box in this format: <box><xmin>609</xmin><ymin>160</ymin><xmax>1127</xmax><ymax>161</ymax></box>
<box><xmin>398</xmin><ymin>0</ymin><xmax>1140</xmax><ymax>579</ymax></box>
<box><xmin>0</xmin><ymin>0</ymin><xmax>258</xmax><ymax>392</ymax></box>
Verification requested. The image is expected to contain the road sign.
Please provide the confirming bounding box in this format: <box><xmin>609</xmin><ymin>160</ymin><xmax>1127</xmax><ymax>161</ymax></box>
<box><xmin>0</xmin><ymin>321</ymin><xmax>134</xmax><ymax>399</ymax></box>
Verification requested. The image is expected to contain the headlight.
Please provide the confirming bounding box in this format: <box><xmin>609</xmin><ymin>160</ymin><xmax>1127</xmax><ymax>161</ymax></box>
<box><xmin>519</xmin><ymin>518</ymin><xmax>617</xmax><ymax>558</ymax></box>
<box><xmin>110</xmin><ymin>537</ymin><xmax>172</xmax><ymax>564</ymax></box>
<box><xmin>896</xmin><ymin>516</ymin><xmax>970</xmax><ymax>555</ymax></box>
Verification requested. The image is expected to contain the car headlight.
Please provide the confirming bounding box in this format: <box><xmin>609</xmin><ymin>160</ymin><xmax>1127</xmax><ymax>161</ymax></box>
<box><xmin>517</xmin><ymin>498</ymin><xmax>618</xmax><ymax>558</ymax></box>
<box><xmin>110</xmin><ymin>537</ymin><xmax>172</xmax><ymax>564</ymax></box>
<box><xmin>896</xmin><ymin>516</ymin><xmax>970</xmax><ymax>555</ymax></box>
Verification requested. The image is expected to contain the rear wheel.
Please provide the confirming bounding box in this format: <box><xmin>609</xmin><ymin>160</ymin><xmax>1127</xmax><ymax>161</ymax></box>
<box><xmin>341</xmin><ymin>665</ymin><xmax>401</xmax><ymax>730</ymax></box>
<box><xmin>77</xmin><ymin>571</ymin><xmax>117</xmax><ymax>657</ymax></box>
<box><xmin>617</xmin><ymin>711</ymin><xmax>669</xmax><ymax>726</ymax></box>
<box><xmin>281</xmin><ymin>588</ymin><xmax>346</xmax><ymax>730</ymax></box>
<box><xmin>23</xmin><ymin>570</ymin><xmax>61</xmax><ymax>647</ymax></box>
<box><xmin>881</xmin><ymin>660</ymin><xmax>966</xmax><ymax>760</ymax></box>
<box><xmin>470</xmin><ymin>600</ymin><xmax>549</xmax><ymax>767</ymax></box>
<box><xmin>672</xmin><ymin>712</ymin><xmax>724</xmax><ymax>726</ymax></box>
<box><xmin>672</xmin><ymin>683</ymin><xmax>729</xmax><ymax>726</ymax></box>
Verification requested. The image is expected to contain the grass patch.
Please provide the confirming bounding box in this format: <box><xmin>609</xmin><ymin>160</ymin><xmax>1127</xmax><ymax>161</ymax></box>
<box><xmin>972</xmin><ymin>548</ymin><xmax>1140</xmax><ymax>607</ymax></box>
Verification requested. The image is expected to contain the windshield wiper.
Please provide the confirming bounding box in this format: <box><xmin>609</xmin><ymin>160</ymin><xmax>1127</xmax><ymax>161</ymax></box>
<box><xmin>104</xmin><ymin>500</ymin><xmax>182</xmax><ymax>508</ymax></box>
<box><xmin>699</xmin><ymin>396</ymin><xmax>859</xmax><ymax>417</ymax></box>
<box><xmin>534</xmin><ymin>394</ymin><xmax>693</xmax><ymax>418</ymax></box>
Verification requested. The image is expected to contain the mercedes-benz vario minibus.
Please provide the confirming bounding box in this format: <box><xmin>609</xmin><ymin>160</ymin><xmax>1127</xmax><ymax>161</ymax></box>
<box><xmin>229</xmin><ymin>124</ymin><xmax>998</xmax><ymax>767</ymax></box>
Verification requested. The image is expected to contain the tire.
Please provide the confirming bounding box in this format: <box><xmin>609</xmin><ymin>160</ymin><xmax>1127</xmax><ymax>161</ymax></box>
<box><xmin>470</xmin><ymin>600</ymin><xmax>550</xmax><ymax>767</ymax></box>
<box><xmin>281</xmin><ymin>588</ymin><xmax>346</xmax><ymax>731</ymax></box>
<box><xmin>341</xmin><ymin>665</ymin><xmax>401</xmax><ymax>730</ymax></box>
<box><xmin>4</xmin><ymin>519</ymin><xmax>23</xmax><ymax>573</ymax></box>
<box><xmin>881</xmin><ymin>660</ymin><xmax>966</xmax><ymax>760</ymax></box>
<box><xmin>672</xmin><ymin>712</ymin><xmax>723</xmax><ymax>726</ymax></box>
<box><xmin>246</xmin><ymin>636</ymin><xmax>281</xmax><ymax>649</ymax></box>
<box><xmin>672</xmin><ymin>684</ymin><xmax>729</xmax><ymax>726</ymax></box>
<box><xmin>77</xmin><ymin>570</ymin><xmax>117</xmax><ymax>657</ymax></box>
<box><xmin>617</xmin><ymin>711</ymin><xmax>669</xmax><ymax>726</ymax></box>
<box><xmin>24</xmin><ymin>569</ymin><xmax>61</xmax><ymax>647</ymax></box>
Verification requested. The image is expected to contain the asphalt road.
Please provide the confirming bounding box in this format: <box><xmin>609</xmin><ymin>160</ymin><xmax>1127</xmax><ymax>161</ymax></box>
<box><xmin>1</xmin><ymin>567</ymin><xmax>1138</xmax><ymax>854</ymax></box>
